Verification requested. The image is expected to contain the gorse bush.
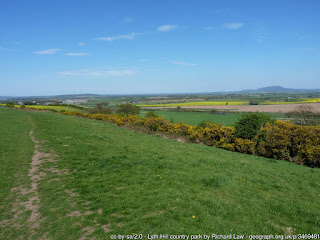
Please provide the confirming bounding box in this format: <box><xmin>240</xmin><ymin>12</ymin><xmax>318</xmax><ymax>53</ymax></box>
<box><xmin>234</xmin><ymin>112</ymin><xmax>275</xmax><ymax>140</ymax></box>
<box><xmin>261</xmin><ymin>121</ymin><xmax>320</xmax><ymax>167</ymax></box>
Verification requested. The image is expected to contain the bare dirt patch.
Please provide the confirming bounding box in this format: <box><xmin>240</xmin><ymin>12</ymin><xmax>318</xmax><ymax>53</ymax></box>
<box><xmin>1</xmin><ymin>131</ymin><xmax>56</xmax><ymax>236</ymax></box>
<box><xmin>79</xmin><ymin>226</ymin><xmax>95</xmax><ymax>240</ymax></box>
<box><xmin>142</xmin><ymin>210</ymin><xmax>165</xmax><ymax>219</ymax></box>
<box><xmin>101</xmin><ymin>224</ymin><xmax>111</xmax><ymax>233</ymax></box>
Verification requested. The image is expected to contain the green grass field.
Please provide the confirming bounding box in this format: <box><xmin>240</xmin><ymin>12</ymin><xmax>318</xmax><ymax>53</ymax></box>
<box><xmin>141</xmin><ymin>111</ymin><xmax>241</xmax><ymax>126</ymax></box>
<box><xmin>1</xmin><ymin>108</ymin><xmax>319</xmax><ymax>239</ymax></box>
<box><xmin>138</xmin><ymin>101</ymin><xmax>249</xmax><ymax>107</ymax></box>
<box><xmin>140</xmin><ymin>111</ymin><xmax>288</xmax><ymax>126</ymax></box>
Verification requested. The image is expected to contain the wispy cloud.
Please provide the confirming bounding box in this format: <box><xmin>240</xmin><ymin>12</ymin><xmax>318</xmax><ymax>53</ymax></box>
<box><xmin>34</xmin><ymin>48</ymin><xmax>61</xmax><ymax>54</ymax></box>
<box><xmin>58</xmin><ymin>68</ymin><xmax>137</xmax><ymax>77</ymax></box>
<box><xmin>96</xmin><ymin>33</ymin><xmax>138</xmax><ymax>42</ymax></box>
<box><xmin>0</xmin><ymin>46</ymin><xmax>9</xmax><ymax>51</ymax></box>
<box><xmin>202</xmin><ymin>26</ymin><xmax>214</xmax><ymax>31</ymax></box>
<box><xmin>64</xmin><ymin>53</ymin><xmax>88</xmax><ymax>56</ymax></box>
<box><xmin>78</xmin><ymin>42</ymin><xmax>85</xmax><ymax>46</ymax></box>
<box><xmin>157</xmin><ymin>25</ymin><xmax>178</xmax><ymax>32</ymax></box>
<box><xmin>138</xmin><ymin>59</ymin><xmax>148</xmax><ymax>62</ymax></box>
<box><xmin>223</xmin><ymin>22</ymin><xmax>244</xmax><ymax>30</ymax></box>
<box><xmin>256</xmin><ymin>34</ymin><xmax>265</xmax><ymax>43</ymax></box>
<box><xmin>171</xmin><ymin>61</ymin><xmax>198</xmax><ymax>66</ymax></box>
<box><xmin>121</xmin><ymin>17</ymin><xmax>133</xmax><ymax>23</ymax></box>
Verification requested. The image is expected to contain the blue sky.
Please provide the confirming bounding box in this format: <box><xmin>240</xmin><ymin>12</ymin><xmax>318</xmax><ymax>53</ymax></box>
<box><xmin>0</xmin><ymin>0</ymin><xmax>319</xmax><ymax>96</ymax></box>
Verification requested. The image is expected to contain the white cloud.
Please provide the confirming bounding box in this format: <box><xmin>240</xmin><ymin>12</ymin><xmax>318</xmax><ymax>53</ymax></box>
<box><xmin>171</xmin><ymin>61</ymin><xmax>198</xmax><ymax>66</ymax></box>
<box><xmin>223</xmin><ymin>22</ymin><xmax>244</xmax><ymax>30</ymax></box>
<box><xmin>78</xmin><ymin>42</ymin><xmax>85</xmax><ymax>46</ymax></box>
<box><xmin>64</xmin><ymin>53</ymin><xmax>88</xmax><ymax>56</ymax></box>
<box><xmin>34</xmin><ymin>48</ymin><xmax>61</xmax><ymax>54</ymax></box>
<box><xmin>96</xmin><ymin>33</ymin><xmax>137</xmax><ymax>42</ymax></box>
<box><xmin>58</xmin><ymin>68</ymin><xmax>137</xmax><ymax>77</ymax></box>
<box><xmin>157</xmin><ymin>25</ymin><xmax>178</xmax><ymax>32</ymax></box>
<box><xmin>138</xmin><ymin>59</ymin><xmax>148</xmax><ymax>62</ymax></box>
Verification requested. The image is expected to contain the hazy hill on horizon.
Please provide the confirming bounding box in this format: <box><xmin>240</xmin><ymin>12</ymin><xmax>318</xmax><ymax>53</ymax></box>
<box><xmin>1</xmin><ymin>86</ymin><xmax>320</xmax><ymax>99</ymax></box>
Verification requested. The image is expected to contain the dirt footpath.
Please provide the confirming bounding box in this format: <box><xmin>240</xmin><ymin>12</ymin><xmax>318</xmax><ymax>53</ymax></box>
<box><xmin>145</xmin><ymin>103</ymin><xmax>320</xmax><ymax>113</ymax></box>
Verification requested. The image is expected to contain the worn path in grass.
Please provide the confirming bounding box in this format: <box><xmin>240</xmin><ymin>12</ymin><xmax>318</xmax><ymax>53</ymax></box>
<box><xmin>1</xmin><ymin>108</ymin><xmax>320</xmax><ymax>239</ymax></box>
<box><xmin>0</xmin><ymin>109</ymin><xmax>110</xmax><ymax>239</ymax></box>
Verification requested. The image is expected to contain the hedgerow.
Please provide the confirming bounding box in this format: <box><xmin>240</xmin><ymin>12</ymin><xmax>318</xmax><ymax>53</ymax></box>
<box><xmin>61</xmin><ymin>111</ymin><xmax>320</xmax><ymax>168</ymax></box>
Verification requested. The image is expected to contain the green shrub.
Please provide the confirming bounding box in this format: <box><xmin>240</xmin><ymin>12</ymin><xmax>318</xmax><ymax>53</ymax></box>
<box><xmin>116</xmin><ymin>103</ymin><xmax>139</xmax><ymax>115</ymax></box>
<box><xmin>145</xmin><ymin>111</ymin><xmax>161</xmax><ymax>118</ymax></box>
<box><xmin>196</xmin><ymin>120</ymin><xmax>212</xmax><ymax>129</ymax></box>
<box><xmin>234</xmin><ymin>112</ymin><xmax>274</xmax><ymax>140</ymax></box>
<box><xmin>249</xmin><ymin>100</ymin><xmax>259</xmax><ymax>105</ymax></box>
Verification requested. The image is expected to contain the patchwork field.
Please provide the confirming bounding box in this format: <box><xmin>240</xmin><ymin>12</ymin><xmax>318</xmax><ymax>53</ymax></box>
<box><xmin>138</xmin><ymin>101</ymin><xmax>249</xmax><ymax>107</ymax></box>
<box><xmin>144</xmin><ymin>103</ymin><xmax>320</xmax><ymax>113</ymax></box>
<box><xmin>1</xmin><ymin>108</ymin><xmax>320</xmax><ymax>239</ymax></box>
<box><xmin>138</xmin><ymin>98</ymin><xmax>320</xmax><ymax>108</ymax></box>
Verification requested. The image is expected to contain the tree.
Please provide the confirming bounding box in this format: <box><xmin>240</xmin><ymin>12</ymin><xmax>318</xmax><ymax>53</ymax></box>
<box><xmin>234</xmin><ymin>112</ymin><xmax>275</xmax><ymax>140</ymax></box>
<box><xmin>5</xmin><ymin>102</ymin><xmax>15</xmax><ymax>108</ymax></box>
<box><xmin>286</xmin><ymin>105</ymin><xmax>320</xmax><ymax>126</ymax></box>
<box><xmin>89</xmin><ymin>103</ymin><xmax>112</xmax><ymax>114</ymax></box>
<box><xmin>116</xmin><ymin>103</ymin><xmax>140</xmax><ymax>115</ymax></box>
<box><xmin>249</xmin><ymin>100</ymin><xmax>259</xmax><ymax>105</ymax></box>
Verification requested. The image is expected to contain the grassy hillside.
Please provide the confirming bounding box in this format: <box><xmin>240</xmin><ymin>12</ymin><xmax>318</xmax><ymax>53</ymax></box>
<box><xmin>1</xmin><ymin>108</ymin><xmax>319</xmax><ymax>239</ymax></box>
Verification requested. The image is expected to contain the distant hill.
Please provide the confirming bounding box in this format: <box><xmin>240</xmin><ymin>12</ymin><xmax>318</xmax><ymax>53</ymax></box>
<box><xmin>2</xmin><ymin>86</ymin><xmax>320</xmax><ymax>99</ymax></box>
<box><xmin>238</xmin><ymin>86</ymin><xmax>320</xmax><ymax>94</ymax></box>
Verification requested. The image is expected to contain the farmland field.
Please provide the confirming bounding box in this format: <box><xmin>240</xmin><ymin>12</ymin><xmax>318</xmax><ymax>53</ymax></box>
<box><xmin>0</xmin><ymin>104</ymin><xmax>82</xmax><ymax>112</ymax></box>
<box><xmin>1</xmin><ymin>108</ymin><xmax>320</xmax><ymax>239</ymax></box>
<box><xmin>140</xmin><ymin>111</ymin><xmax>288</xmax><ymax>126</ymax></box>
<box><xmin>143</xmin><ymin>103</ymin><xmax>320</xmax><ymax>113</ymax></box>
<box><xmin>138</xmin><ymin>101</ymin><xmax>249</xmax><ymax>107</ymax></box>
<box><xmin>140</xmin><ymin>111</ymin><xmax>241</xmax><ymax>126</ymax></box>
<box><xmin>137</xmin><ymin>98</ymin><xmax>320</xmax><ymax>108</ymax></box>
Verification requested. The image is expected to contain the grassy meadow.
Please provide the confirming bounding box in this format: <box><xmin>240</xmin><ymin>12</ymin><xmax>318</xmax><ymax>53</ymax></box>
<box><xmin>1</xmin><ymin>108</ymin><xmax>320</xmax><ymax>239</ymax></box>
<box><xmin>140</xmin><ymin>110</ymin><xmax>241</xmax><ymax>126</ymax></box>
<box><xmin>140</xmin><ymin>110</ymin><xmax>288</xmax><ymax>126</ymax></box>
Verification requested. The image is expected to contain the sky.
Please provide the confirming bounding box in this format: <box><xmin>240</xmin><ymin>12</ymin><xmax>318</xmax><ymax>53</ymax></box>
<box><xmin>0</xmin><ymin>0</ymin><xmax>319</xmax><ymax>96</ymax></box>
